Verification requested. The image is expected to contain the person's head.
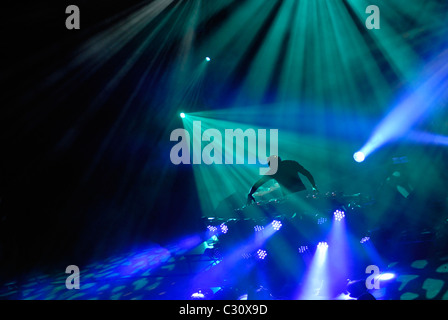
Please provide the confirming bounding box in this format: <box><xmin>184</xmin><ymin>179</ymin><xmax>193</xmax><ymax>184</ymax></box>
<box><xmin>267</xmin><ymin>155</ymin><xmax>281</xmax><ymax>168</ymax></box>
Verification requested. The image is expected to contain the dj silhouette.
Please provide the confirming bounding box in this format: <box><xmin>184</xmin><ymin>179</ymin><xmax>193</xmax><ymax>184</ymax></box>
<box><xmin>247</xmin><ymin>156</ymin><xmax>318</xmax><ymax>205</ymax></box>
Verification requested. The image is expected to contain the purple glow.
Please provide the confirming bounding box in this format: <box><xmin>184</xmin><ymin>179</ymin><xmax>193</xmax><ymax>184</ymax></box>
<box><xmin>298</xmin><ymin>241</ymin><xmax>330</xmax><ymax>299</ymax></box>
<box><xmin>327</xmin><ymin>208</ymin><xmax>350</xmax><ymax>297</ymax></box>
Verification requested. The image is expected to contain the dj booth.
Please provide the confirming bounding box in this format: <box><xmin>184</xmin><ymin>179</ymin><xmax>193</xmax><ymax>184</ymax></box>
<box><xmin>203</xmin><ymin>191</ymin><xmax>374</xmax><ymax>258</ymax></box>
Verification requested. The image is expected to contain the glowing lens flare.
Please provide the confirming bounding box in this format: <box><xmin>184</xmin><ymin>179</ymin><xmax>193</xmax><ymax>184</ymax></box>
<box><xmin>353</xmin><ymin>151</ymin><xmax>365</xmax><ymax>163</ymax></box>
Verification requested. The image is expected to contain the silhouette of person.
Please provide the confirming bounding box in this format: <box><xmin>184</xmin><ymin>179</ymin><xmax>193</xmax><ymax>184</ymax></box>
<box><xmin>247</xmin><ymin>156</ymin><xmax>318</xmax><ymax>205</ymax></box>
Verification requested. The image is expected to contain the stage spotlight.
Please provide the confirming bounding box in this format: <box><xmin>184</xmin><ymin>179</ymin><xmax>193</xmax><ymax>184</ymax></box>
<box><xmin>378</xmin><ymin>273</ymin><xmax>396</xmax><ymax>281</ymax></box>
<box><xmin>317</xmin><ymin>242</ymin><xmax>328</xmax><ymax>249</ymax></box>
<box><xmin>317</xmin><ymin>217</ymin><xmax>327</xmax><ymax>225</ymax></box>
<box><xmin>271</xmin><ymin>220</ymin><xmax>282</xmax><ymax>231</ymax></box>
<box><xmin>254</xmin><ymin>225</ymin><xmax>264</xmax><ymax>232</ymax></box>
<box><xmin>256</xmin><ymin>249</ymin><xmax>268</xmax><ymax>260</ymax></box>
<box><xmin>180</xmin><ymin>112</ymin><xmax>186</xmax><ymax>119</ymax></box>
<box><xmin>333</xmin><ymin>210</ymin><xmax>345</xmax><ymax>222</ymax></box>
<box><xmin>299</xmin><ymin>241</ymin><xmax>330</xmax><ymax>299</ymax></box>
<box><xmin>207</xmin><ymin>225</ymin><xmax>218</xmax><ymax>234</ymax></box>
<box><xmin>360</xmin><ymin>236</ymin><xmax>370</xmax><ymax>244</ymax></box>
<box><xmin>237</xmin><ymin>294</ymin><xmax>248</xmax><ymax>300</ymax></box>
<box><xmin>205</xmin><ymin>57</ymin><xmax>211</xmax><ymax>62</ymax></box>
<box><xmin>298</xmin><ymin>246</ymin><xmax>309</xmax><ymax>254</ymax></box>
<box><xmin>191</xmin><ymin>290</ymin><xmax>206</xmax><ymax>300</ymax></box>
<box><xmin>220</xmin><ymin>223</ymin><xmax>228</xmax><ymax>234</ymax></box>
<box><xmin>191</xmin><ymin>288</ymin><xmax>214</xmax><ymax>300</ymax></box>
<box><xmin>242</xmin><ymin>252</ymin><xmax>252</xmax><ymax>260</ymax></box>
<box><xmin>353</xmin><ymin>151</ymin><xmax>365</xmax><ymax>163</ymax></box>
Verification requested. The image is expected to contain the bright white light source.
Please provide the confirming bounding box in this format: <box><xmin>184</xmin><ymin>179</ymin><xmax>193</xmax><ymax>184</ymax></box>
<box><xmin>378</xmin><ymin>273</ymin><xmax>395</xmax><ymax>281</ymax></box>
<box><xmin>354</xmin><ymin>151</ymin><xmax>365</xmax><ymax>163</ymax></box>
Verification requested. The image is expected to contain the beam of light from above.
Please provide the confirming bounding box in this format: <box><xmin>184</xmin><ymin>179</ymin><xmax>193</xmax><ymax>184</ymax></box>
<box><xmin>40</xmin><ymin>0</ymin><xmax>176</xmax><ymax>85</ymax></box>
<box><xmin>51</xmin><ymin>0</ymin><xmax>185</xmax><ymax>185</ymax></box>
<box><xmin>360</xmin><ymin>238</ymin><xmax>386</xmax><ymax>272</ymax></box>
<box><xmin>406</xmin><ymin>130</ymin><xmax>448</xmax><ymax>146</ymax></box>
<box><xmin>357</xmin><ymin>49</ymin><xmax>448</xmax><ymax>160</ymax></box>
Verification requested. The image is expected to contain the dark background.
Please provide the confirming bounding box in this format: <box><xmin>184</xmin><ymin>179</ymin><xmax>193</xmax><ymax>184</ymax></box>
<box><xmin>2</xmin><ymin>1</ymin><xmax>205</xmax><ymax>279</ymax></box>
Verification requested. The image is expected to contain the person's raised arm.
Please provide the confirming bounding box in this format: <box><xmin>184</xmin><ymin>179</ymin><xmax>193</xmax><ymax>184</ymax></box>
<box><xmin>247</xmin><ymin>175</ymin><xmax>272</xmax><ymax>205</ymax></box>
<box><xmin>297</xmin><ymin>165</ymin><xmax>318</xmax><ymax>192</ymax></box>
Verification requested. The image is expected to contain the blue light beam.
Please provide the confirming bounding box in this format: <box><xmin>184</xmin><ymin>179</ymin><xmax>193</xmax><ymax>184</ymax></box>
<box><xmin>357</xmin><ymin>50</ymin><xmax>448</xmax><ymax>159</ymax></box>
